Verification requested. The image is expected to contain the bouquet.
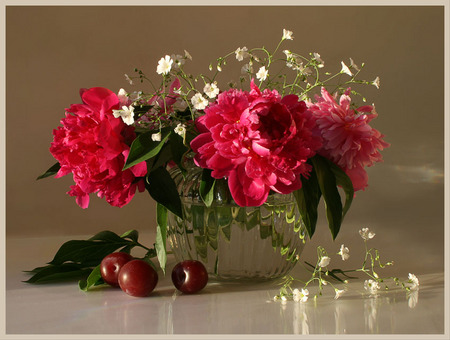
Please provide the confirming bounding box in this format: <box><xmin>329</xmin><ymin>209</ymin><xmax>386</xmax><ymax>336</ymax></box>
<box><xmin>37</xmin><ymin>29</ymin><xmax>389</xmax><ymax>277</ymax></box>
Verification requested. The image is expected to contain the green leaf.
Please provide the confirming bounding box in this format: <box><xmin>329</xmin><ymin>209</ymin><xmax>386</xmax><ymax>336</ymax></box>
<box><xmin>120</xmin><ymin>229</ymin><xmax>139</xmax><ymax>242</ymax></box>
<box><xmin>294</xmin><ymin>168</ymin><xmax>321</xmax><ymax>238</ymax></box>
<box><xmin>123</xmin><ymin>128</ymin><xmax>172</xmax><ymax>170</ymax></box>
<box><xmin>199</xmin><ymin>169</ymin><xmax>216</xmax><ymax>207</ymax></box>
<box><xmin>48</xmin><ymin>232</ymin><xmax>132</xmax><ymax>266</ymax></box>
<box><xmin>36</xmin><ymin>162</ymin><xmax>60</xmax><ymax>180</ymax></box>
<box><xmin>311</xmin><ymin>155</ymin><xmax>343</xmax><ymax>240</ymax></box>
<box><xmin>23</xmin><ymin>263</ymin><xmax>91</xmax><ymax>284</ymax></box>
<box><xmin>79</xmin><ymin>265</ymin><xmax>104</xmax><ymax>291</ymax></box>
<box><xmin>326</xmin><ymin>160</ymin><xmax>354</xmax><ymax>217</ymax></box>
<box><xmin>145</xmin><ymin>166</ymin><xmax>183</xmax><ymax>218</ymax></box>
<box><xmin>147</xmin><ymin>143</ymin><xmax>173</xmax><ymax>172</ymax></box>
<box><xmin>155</xmin><ymin>203</ymin><xmax>168</xmax><ymax>274</ymax></box>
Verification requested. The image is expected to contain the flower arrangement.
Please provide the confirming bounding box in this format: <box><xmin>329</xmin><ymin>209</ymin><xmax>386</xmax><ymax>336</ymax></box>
<box><xmin>37</xmin><ymin>29</ymin><xmax>389</xmax><ymax>279</ymax></box>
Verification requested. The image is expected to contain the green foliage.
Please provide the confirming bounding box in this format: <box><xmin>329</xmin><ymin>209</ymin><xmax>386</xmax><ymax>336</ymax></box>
<box><xmin>36</xmin><ymin>162</ymin><xmax>60</xmax><ymax>180</ymax></box>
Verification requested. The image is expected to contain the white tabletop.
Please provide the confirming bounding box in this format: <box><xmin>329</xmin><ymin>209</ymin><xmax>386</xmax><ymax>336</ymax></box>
<box><xmin>5</xmin><ymin>234</ymin><xmax>446</xmax><ymax>336</ymax></box>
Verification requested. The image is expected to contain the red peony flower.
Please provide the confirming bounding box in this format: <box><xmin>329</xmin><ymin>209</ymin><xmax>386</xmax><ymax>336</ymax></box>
<box><xmin>191</xmin><ymin>80</ymin><xmax>322</xmax><ymax>206</ymax></box>
<box><xmin>307</xmin><ymin>87</ymin><xmax>389</xmax><ymax>191</ymax></box>
<box><xmin>50</xmin><ymin>87</ymin><xmax>147</xmax><ymax>208</ymax></box>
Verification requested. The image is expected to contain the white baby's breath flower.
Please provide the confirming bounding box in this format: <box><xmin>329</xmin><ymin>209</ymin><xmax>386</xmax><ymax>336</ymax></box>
<box><xmin>191</xmin><ymin>93</ymin><xmax>209</xmax><ymax>110</ymax></box>
<box><xmin>359</xmin><ymin>228</ymin><xmax>376</xmax><ymax>241</ymax></box>
<box><xmin>174</xmin><ymin>123</ymin><xmax>186</xmax><ymax>137</ymax></box>
<box><xmin>338</xmin><ymin>244</ymin><xmax>350</xmax><ymax>261</ymax></box>
<box><xmin>364</xmin><ymin>279</ymin><xmax>380</xmax><ymax>295</ymax></box>
<box><xmin>340</xmin><ymin>61</ymin><xmax>353</xmax><ymax>76</ymax></box>
<box><xmin>124</xmin><ymin>74</ymin><xmax>133</xmax><ymax>85</ymax></box>
<box><xmin>184</xmin><ymin>50</ymin><xmax>192</xmax><ymax>60</ymax></box>
<box><xmin>372</xmin><ymin>76</ymin><xmax>381</xmax><ymax>89</ymax></box>
<box><xmin>156</xmin><ymin>55</ymin><xmax>173</xmax><ymax>75</ymax></box>
<box><xmin>349</xmin><ymin>58</ymin><xmax>360</xmax><ymax>72</ymax></box>
<box><xmin>217</xmin><ymin>65</ymin><xmax>222</xmax><ymax>72</ymax></box>
<box><xmin>293</xmin><ymin>288</ymin><xmax>309</xmax><ymax>302</ymax></box>
<box><xmin>203</xmin><ymin>82</ymin><xmax>220</xmax><ymax>99</ymax></box>
<box><xmin>256</xmin><ymin>66</ymin><xmax>269</xmax><ymax>81</ymax></box>
<box><xmin>408</xmin><ymin>273</ymin><xmax>420</xmax><ymax>291</ymax></box>
<box><xmin>117</xmin><ymin>88</ymin><xmax>128</xmax><ymax>105</ymax></box>
<box><xmin>282</xmin><ymin>29</ymin><xmax>294</xmax><ymax>40</ymax></box>
<box><xmin>235</xmin><ymin>47</ymin><xmax>249</xmax><ymax>61</ymax></box>
<box><xmin>318</xmin><ymin>256</ymin><xmax>331</xmax><ymax>268</ymax></box>
<box><xmin>334</xmin><ymin>289</ymin><xmax>345</xmax><ymax>300</ymax></box>
<box><xmin>313</xmin><ymin>52</ymin><xmax>324</xmax><ymax>67</ymax></box>
<box><xmin>151</xmin><ymin>132</ymin><xmax>162</xmax><ymax>142</ymax></box>
<box><xmin>241</xmin><ymin>63</ymin><xmax>253</xmax><ymax>74</ymax></box>
<box><xmin>112</xmin><ymin>105</ymin><xmax>135</xmax><ymax>125</ymax></box>
<box><xmin>170</xmin><ymin>54</ymin><xmax>185</xmax><ymax>68</ymax></box>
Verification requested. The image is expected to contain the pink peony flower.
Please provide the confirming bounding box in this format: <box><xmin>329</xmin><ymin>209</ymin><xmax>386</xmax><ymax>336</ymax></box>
<box><xmin>50</xmin><ymin>87</ymin><xmax>147</xmax><ymax>208</ymax></box>
<box><xmin>307</xmin><ymin>87</ymin><xmax>389</xmax><ymax>191</ymax></box>
<box><xmin>191</xmin><ymin>80</ymin><xmax>322</xmax><ymax>206</ymax></box>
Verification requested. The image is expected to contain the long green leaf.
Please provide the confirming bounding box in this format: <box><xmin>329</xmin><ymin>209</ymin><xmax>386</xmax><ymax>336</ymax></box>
<box><xmin>169</xmin><ymin>133</ymin><xmax>189</xmax><ymax>174</ymax></box>
<box><xmin>145</xmin><ymin>166</ymin><xmax>183</xmax><ymax>218</ymax></box>
<box><xmin>199</xmin><ymin>169</ymin><xmax>216</xmax><ymax>207</ymax></box>
<box><xmin>123</xmin><ymin>128</ymin><xmax>171</xmax><ymax>170</ymax></box>
<box><xmin>155</xmin><ymin>203</ymin><xmax>168</xmax><ymax>274</ymax></box>
<box><xmin>23</xmin><ymin>263</ymin><xmax>91</xmax><ymax>283</ymax></box>
<box><xmin>48</xmin><ymin>233</ymin><xmax>132</xmax><ymax>266</ymax></box>
<box><xmin>79</xmin><ymin>265</ymin><xmax>104</xmax><ymax>291</ymax></box>
<box><xmin>36</xmin><ymin>162</ymin><xmax>60</xmax><ymax>180</ymax></box>
<box><xmin>311</xmin><ymin>155</ymin><xmax>343</xmax><ymax>240</ymax></box>
<box><xmin>327</xmin><ymin>160</ymin><xmax>354</xmax><ymax>217</ymax></box>
<box><xmin>294</xmin><ymin>168</ymin><xmax>321</xmax><ymax>238</ymax></box>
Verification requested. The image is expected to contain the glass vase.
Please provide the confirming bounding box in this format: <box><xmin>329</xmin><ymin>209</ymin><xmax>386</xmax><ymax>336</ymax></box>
<box><xmin>166</xmin><ymin>164</ymin><xmax>307</xmax><ymax>281</ymax></box>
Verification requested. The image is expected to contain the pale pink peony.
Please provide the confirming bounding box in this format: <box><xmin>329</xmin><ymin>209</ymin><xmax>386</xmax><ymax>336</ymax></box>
<box><xmin>50</xmin><ymin>87</ymin><xmax>147</xmax><ymax>208</ymax></box>
<box><xmin>307</xmin><ymin>87</ymin><xmax>389</xmax><ymax>191</ymax></box>
<box><xmin>191</xmin><ymin>80</ymin><xmax>322</xmax><ymax>206</ymax></box>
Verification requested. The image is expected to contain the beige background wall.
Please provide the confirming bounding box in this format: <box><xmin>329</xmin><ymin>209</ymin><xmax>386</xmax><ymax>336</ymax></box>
<box><xmin>6</xmin><ymin>6</ymin><xmax>445</xmax><ymax>274</ymax></box>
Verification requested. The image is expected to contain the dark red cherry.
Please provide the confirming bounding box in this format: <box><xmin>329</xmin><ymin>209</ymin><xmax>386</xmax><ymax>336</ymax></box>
<box><xmin>100</xmin><ymin>252</ymin><xmax>134</xmax><ymax>286</ymax></box>
<box><xmin>118</xmin><ymin>259</ymin><xmax>158</xmax><ymax>297</ymax></box>
<box><xmin>171</xmin><ymin>260</ymin><xmax>208</xmax><ymax>294</ymax></box>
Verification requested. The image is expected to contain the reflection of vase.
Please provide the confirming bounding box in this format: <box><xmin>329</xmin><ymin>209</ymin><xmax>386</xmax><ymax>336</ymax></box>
<box><xmin>167</xmin><ymin>163</ymin><xmax>307</xmax><ymax>281</ymax></box>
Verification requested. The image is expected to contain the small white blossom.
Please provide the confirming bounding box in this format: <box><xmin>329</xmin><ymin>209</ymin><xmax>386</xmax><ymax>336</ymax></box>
<box><xmin>112</xmin><ymin>105</ymin><xmax>135</xmax><ymax>125</ymax></box>
<box><xmin>256</xmin><ymin>66</ymin><xmax>269</xmax><ymax>81</ymax></box>
<box><xmin>293</xmin><ymin>288</ymin><xmax>309</xmax><ymax>302</ymax></box>
<box><xmin>313</xmin><ymin>52</ymin><xmax>324</xmax><ymax>67</ymax></box>
<box><xmin>359</xmin><ymin>228</ymin><xmax>376</xmax><ymax>240</ymax></box>
<box><xmin>117</xmin><ymin>88</ymin><xmax>128</xmax><ymax>105</ymax></box>
<box><xmin>241</xmin><ymin>63</ymin><xmax>253</xmax><ymax>74</ymax></box>
<box><xmin>235</xmin><ymin>47</ymin><xmax>249</xmax><ymax>61</ymax></box>
<box><xmin>217</xmin><ymin>65</ymin><xmax>222</xmax><ymax>72</ymax></box>
<box><xmin>318</xmin><ymin>256</ymin><xmax>331</xmax><ymax>268</ymax></box>
<box><xmin>124</xmin><ymin>74</ymin><xmax>133</xmax><ymax>85</ymax></box>
<box><xmin>372</xmin><ymin>76</ymin><xmax>381</xmax><ymax>89</ymax></box>
<box><xmin>203</xmin><ymin>82</ymin><xmax>220</xmax><ymax>99</ymax></box>
<box><xmin>408</xmin><ymin>273</ymin><xmax>420</xmax><ymax>291</ymax></box>
<box><xmin>349</xmin><ymin>58</ymin><xmax>360</xmax><ymax>72</ymax></box>
<box><xmin>340</xmin><ymin>61</ymin><xmax>353</xmax><ymax>76</ymax></box>
<box><xmin>151</xmin><ymin>132</ymin><xmax>162</xmax><ymax>142</ymax></box>
<box><xmin>170</xmin><ymin>54</ymin><xmax>185</xmax><ymax>68</ymax></box>
<box><xmin>334</xmin><ymin>289</ymin><xmax>345</xmax><ymax>300</ymax></box>
<box><xmin>273</xmin><ymin>295</ymin><xmax>279</xmax><ymax>301</ymax></box>
<box><xmin>364</xmin><ymin>279</ymin><xmax>380</xmax><ymax>295</ymax></box>
<box><xmin>174</xmin><ymin>123</ymin><xmax>186</xmax><ymax>137</ymax></box>
<box><xmin>191</xmin><ymin>93</ymin><xmax>209</xmax><ymax>110</ymax></box>
<box><xmin>338</xmin><ymin>244</ymin><xmax>350</xmax><ymax>261</ymax></box>
<box><xmin>156</xmin><ymin>55</ymin><xmax>173</xmax><ymax>75</ymax></box>
<box><xmin>282</xmin><ymin>29</ymin><xmax>294</xmax><ymax>40</ymax></box>
<box><xmin>184</xmin><ymin>50</ymin><xmax>192</xmax><ymax>60</ymax></box>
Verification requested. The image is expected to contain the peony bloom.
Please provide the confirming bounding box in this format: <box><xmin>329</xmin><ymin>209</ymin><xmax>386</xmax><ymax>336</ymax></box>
<box><xmin>50</xmin><ymin>87</ymin><xmax>147</xmax><ymax>208</ymax></box>
<box><xmin>190</xmin><ymin>80</ymin><xmax>322</xmax><ymax>207</ymax></box>
<box><xmin>307</xmin><ymin>87</ymin><xmax>389</xmax><ymax>191</ymax></box>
